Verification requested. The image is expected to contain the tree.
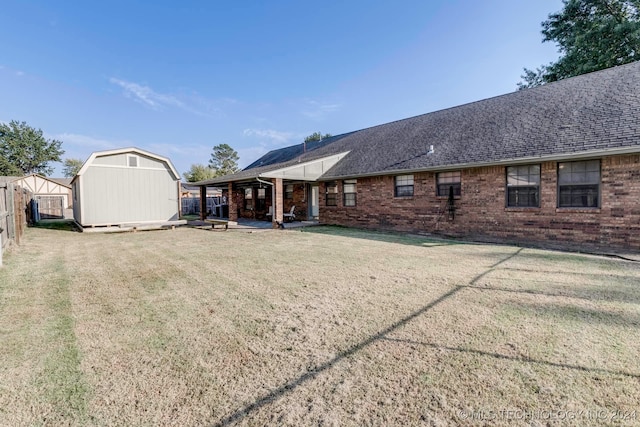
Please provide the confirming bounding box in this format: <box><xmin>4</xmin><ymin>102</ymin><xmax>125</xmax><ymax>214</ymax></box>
<box><xmin>208</xmin><ymin>143</ymin><xmax>239</xmax><ymax>177</ymax></box>
<box><xmin>62</xmin><ymin>158</ymin><xmax>84</xmax><ymax>177</ymax></box>
<box><xmin>304</xmin><ymin>132</ymin><xmax>332</xmax><ymax>143</ymax></box>
<box><xmin>0</xmin><ymin>120</ymin><xmax>64</xmax><ymax>176</ymax></box>
<box><xmin>183</xmin><ymin>163</ymin><xmax>217</xmax><ymax>182</ymax></box>
<box><xmin>519</xmin><ymin>0</ymin><xmax>640</xmax><ymax>89</ymax></box>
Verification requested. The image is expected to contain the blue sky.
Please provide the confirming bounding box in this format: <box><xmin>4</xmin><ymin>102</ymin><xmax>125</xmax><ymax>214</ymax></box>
<box><xmin>0</xmin><ymin>0</ymin><xmax>563</xmax><ymax>178</ymax></box>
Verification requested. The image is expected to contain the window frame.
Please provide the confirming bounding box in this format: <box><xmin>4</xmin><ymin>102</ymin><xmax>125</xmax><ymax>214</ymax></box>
<box><xmin>244</xmin><ymin>187</ymin><xmax>253</xmax><ymax>210</ymax></box>
<box><xmin>436</xmin><ymin>171</ymin><xmax>461</xmax><ymax>197</ymax></box>
<box><xmin>343</xmin><ymin>179</ymin><xmax>357</xmax><ymax>207</ymax></box>
<box><xmin>325</xmin><ymin>181</ymin><xmax>338</xmax><ymax>206</ymax></box>
<box><xmin>506</xmin><ymin>164</ymin><xmax>541</xmax><ymax>208</ymax></box>
<box><xmin>284</xmin><ymin>184</ymin><xmax>294</xmax><ymax>200</ymax></box>
<box><xmin>557</xmin><ymin>160</ymin><xmax>601</xmax><ymax>208</ymax></box>
<box><xmin>394</xmin><ymin>174</ymin><xmax>414</xmax><ymax>197</ymax></box>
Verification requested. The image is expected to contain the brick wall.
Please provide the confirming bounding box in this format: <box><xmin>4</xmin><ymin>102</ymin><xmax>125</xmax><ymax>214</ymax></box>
<box><xmin>284</xmin><ymin>183</ymin><xmax>308</xmax><ymax>220</ymax></box>
<box><xmin>320</xmin><ymin>154</ymin><xmax>640</xmax><ymax>252</ymax></box>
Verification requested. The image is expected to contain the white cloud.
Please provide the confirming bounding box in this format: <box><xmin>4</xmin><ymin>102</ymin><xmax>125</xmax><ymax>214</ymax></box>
<box><xmin>51</xmin><ymin>132</ymin><xmax>123</xmax><ymax>151</ymax></box>
<box><xmin>145</xmin><ymin>142</ymin><xmax>210</xmax><ymax>158</ymax></box>
<box><xmin>243</xmin><ymin>128</ymin><xmax>296</xmax><ymax>144</ymax></box>
<box><xmin>109</xmin><ymin>77</ymin><xmax>185</xmax><ymax>110</ymax></box>
<box><xmin>109</xmin><ymin>78</ymin><xmax>222</xmax><ymax>118</ymax></box>
<box><xmin>301</xmin><ymin>100</ymin><xmax>341</xmax><ymax>120</ymax></box>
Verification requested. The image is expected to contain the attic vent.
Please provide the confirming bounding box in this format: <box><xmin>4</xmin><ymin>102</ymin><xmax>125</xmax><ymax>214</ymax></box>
<box><xmin>128</xmin><ymin>155</ymin><xmax>139</xmax><ymax>167</ymax></box>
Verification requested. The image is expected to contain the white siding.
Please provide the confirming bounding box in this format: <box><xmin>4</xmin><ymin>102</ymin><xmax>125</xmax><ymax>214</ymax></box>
<box><xmin>76</xmin><ymin>152</ymin><xmax>179</xmax><ymax>226</ymax></box>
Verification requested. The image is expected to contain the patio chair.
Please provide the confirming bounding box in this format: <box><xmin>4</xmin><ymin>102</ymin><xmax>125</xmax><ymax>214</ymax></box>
<box><xmin>283</xmin><ymin>205</ymin><xmax>296</xmax><ymax>222</ymax></box>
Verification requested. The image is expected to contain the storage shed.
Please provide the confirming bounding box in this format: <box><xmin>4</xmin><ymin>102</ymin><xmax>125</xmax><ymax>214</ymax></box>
<box><xmin>11</xmin><ymin>174</ymin><xmax>72</xmax><ymax>219</ymax></box>
<box><xmin>72</xmin><ymin>148</ymin><xmax>183</xmax><ymax>230</ymax></box>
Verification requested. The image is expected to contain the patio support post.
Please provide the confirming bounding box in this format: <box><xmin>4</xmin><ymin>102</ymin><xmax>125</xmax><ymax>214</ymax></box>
<box><xmin>273</xmin><ymin>178</ymin><xmax>283</xmax><ymax>228</ymax></box>
<box><xmin>199</xmin><ymin>185</ymin><xmax>207</xmax><ymax>220</ymax></box>
<box><xmin>228</xmin><ymin>182</ymin><xmax>238</xmax><ymax>222</ymax></box>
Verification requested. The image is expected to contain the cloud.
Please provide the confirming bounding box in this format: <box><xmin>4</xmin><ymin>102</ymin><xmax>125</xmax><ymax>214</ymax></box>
<box><xmin>301</xmin><ymin>100</ymin><xmax>341</xmax><ymax>120</ymax></box>
<box><xmin>51</xmin><ymin>132</ymin><xmax>123</xmax><ymax>151</ymax></box>
<box><xmin>243</xmin><ymin>128</ymin><xmax>296</xmax><ymax>144</ymax></box>
<box><xmin>145</xmin><ymin>142</ymin><xmax>210</xmax><ymax>158</ymax></box>
<box><xmin>109</xmin><ymin>77</ymin><xmax>185</xmax><ymax>110</ymax></box>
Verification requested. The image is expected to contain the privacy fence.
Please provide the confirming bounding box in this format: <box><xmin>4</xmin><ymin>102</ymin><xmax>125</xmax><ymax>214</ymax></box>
<box><xmin>181</xmin><ymin>196</ymin><xmax>227</xmax><ymax>217</ymax></box>
<box><xmin>0</xmin><ymin>182</ymin><xmax>31</xmax><ymax>267</ymax></box>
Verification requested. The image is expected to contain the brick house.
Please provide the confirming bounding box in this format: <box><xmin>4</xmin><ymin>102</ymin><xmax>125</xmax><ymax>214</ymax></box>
<box><xmin>196</xmin><ymin>61</ymin><xmax>640</xmax><ymax>252</ymax></box>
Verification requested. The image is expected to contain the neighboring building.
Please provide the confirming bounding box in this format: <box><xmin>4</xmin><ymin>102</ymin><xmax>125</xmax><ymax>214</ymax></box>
<box><xmin>196</xmin><ymin>61</ymin><xmax>640</xmax><ymax>252</ymax></box>
<box><xmin>72</xmin><ymin>148</ymin><xmax>183</xmax><ymax>229</ymax></box>
<box><xmin>12</xmin><ymin>174</ymin><xmax>72</xmax><ymax>219</ymax></box>
<box><xmin>0</xmin><ymin>174</ymin><xmax>72</xmax><ymax>219</ymax></box>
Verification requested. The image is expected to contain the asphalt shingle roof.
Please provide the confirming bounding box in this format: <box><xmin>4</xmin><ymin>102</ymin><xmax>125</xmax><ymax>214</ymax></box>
<box><xmin>198</xmin><ymin>61</ymin><xmax>640</xmax><ymax>186</ymax></box>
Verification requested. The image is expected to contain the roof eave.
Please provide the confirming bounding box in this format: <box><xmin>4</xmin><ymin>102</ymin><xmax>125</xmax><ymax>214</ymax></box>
<box><xmin>318</xmin><ymin>146</ymin><xmax>640</xmax><ymax>181</ymax></box>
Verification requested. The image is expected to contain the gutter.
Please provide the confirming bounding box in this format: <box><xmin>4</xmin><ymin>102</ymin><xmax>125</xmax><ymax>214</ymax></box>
<box><xmin>318</xmin><ymin>145</ymin><xmax>640</xmax><ymax>181</ymax></box>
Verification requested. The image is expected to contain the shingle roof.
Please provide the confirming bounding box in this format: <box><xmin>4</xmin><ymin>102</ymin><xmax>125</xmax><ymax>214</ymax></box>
<box><xmin>49</xmin><ymin>177</ymin><xmax>72</xmax><ymax>187</ymax></box>
<box><xmin>243</xmin><ymin>132</ymin><xmax>355</xmax><ymax>170</ymax></box>
<box><xmin>199</xmin><ymin>61</ymin><xmax>640</xmax><ymax>185</ymax></box>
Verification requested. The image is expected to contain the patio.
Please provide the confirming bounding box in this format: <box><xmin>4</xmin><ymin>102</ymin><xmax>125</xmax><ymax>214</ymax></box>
<box><xmin>187</xmin><ymin>217</ymin><xmax>320</xmax><ymax>231</ymax></box>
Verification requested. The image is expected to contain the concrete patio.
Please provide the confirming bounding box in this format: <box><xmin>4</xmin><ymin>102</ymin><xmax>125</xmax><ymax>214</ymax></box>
<box><xmin>187</xmin><ymin>218</ymin><xmax>320</xmax><ymax>231</ymax></box>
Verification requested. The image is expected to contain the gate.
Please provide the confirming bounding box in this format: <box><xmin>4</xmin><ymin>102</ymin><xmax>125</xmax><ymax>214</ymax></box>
<box><xmin>36</xmin><ymin>196</ymin><xmax>64</xmax><ymax>219</ymax></box>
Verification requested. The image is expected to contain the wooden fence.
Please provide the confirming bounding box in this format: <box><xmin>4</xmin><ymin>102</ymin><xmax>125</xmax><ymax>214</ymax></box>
<box><xmin>181</xmin><ymin>196</ymin><xmax>227</xmax><ymax>217</ymax></box>
<box><xmin>0</xmin><ymin>182</ymin><xmax>31</xmax><ymax>266</ymax></box>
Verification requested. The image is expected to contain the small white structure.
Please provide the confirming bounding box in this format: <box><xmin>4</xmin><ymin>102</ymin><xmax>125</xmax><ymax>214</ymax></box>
<box><xmin>10</xmin><ymin>174</ymin><xmax>72</xmax><ymax>219</ymax></box>
<box><xmin>72</xmin><ymin>148</ymin><xmax>183</xmax><ymax>230</ymax></box>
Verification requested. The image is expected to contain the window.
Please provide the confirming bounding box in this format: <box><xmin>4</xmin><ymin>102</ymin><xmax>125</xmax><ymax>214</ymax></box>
<box><xmin>343</xmin><ymin>179</ymin><xmax>357</xmax><ymax>207</ymax></box>
<box><xmin>436</xmin><ymin>171</ymin><xmax>461</xmax><ymax>197</ymax></box>
<box><xmin>257</xmin><ymin>188</ymin><xmax>266</xmax><ymax>211</ymax></box>
<box><xmin>127</xmin><ymin>155</ymin><xmax>138</xmax><ymax>167</ymax></box>
<box><xmin>285</xmin><ymin>184</ymin><xmax>293</xmax><ymax>200</ymax></box>
<box><xmin>558</xmin><ymin>160</ymin><xmax>600</xmax><ymax>208</ymax></box>
<box><xmin>506</xmin><ymin>165</ymin><xmax>540</xmax><ymax>207</ymax></box>
<box><xmin>244</xmin><ymin>188</ymin><xmax>253</xmax><ymax>210</ymax></box>
<box><xmin>326</xmin><ymin>181</ymin><xmax>337</xmax><ymax>206</ymax></box>
<box><xmin>394</xmin><ymin>175</ymin><xmax>414</xmax><ymax>197</ymax></box>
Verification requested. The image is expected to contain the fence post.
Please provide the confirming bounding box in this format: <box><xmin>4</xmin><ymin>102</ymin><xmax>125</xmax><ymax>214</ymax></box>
<box><xmin>7</xmin><ymin>183</ymin><xmax>15</xmax><ymax>243</ymax></box>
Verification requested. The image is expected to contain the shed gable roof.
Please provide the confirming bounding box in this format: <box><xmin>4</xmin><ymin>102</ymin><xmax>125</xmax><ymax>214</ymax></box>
<box><xmin>74</xmin><ymin>147</ymin><xmax>180</xmax><ymax>181</ymax></box>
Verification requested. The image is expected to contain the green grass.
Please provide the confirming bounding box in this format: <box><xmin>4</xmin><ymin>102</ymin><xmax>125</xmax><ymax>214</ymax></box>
<box><xmin>0</xmin><ymin>225</ymin><xmax>638</xmax><ymax>426</ymax></box>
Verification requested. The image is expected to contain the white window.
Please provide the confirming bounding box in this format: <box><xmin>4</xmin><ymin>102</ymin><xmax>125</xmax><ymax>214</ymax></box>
<box><xmin>343</xmin><ymin>179</ymin><xmax>357</xmax><ymax>206</ymax></box>
<box><xmin>558</xmin><ymin>160</ymin><xmax>600</xmax><ymax>208</ymax></box>
<box><xmin>436</xmin><ymin>171</ymin><xmax>461</xmax><ymax>197</ymax></box>
<box><xmin>394</xmin><ymin>175</ymin><xmax>414</xmax><ymax>197</ymax></box>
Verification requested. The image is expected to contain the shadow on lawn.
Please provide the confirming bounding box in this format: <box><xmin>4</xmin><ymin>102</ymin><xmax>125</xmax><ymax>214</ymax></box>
<box><xmin>301</xmin><ymin>225</ymin><xmax>462</xmax><ymax>248</ymax></box>
<box><xmin>31</xmin><ymin>219</ymin><xmax>79</xmax><ymax>232</ymax></box>
<box><xmin>212</xmin><ymin>246</ymin><xmax>639</xmax><ymax>426</ymax></box>
<box><xmin>380</xmin><ymin>337</ymin><xmax>640</xmax><ymax>379</ymax></box>
<box><xmin>212</xmin><ymin>248</ymin><xmax>509</xmax><ymax>426</ymax></box>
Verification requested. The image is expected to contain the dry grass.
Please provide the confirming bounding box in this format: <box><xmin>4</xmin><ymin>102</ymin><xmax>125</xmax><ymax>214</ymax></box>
<box><xmin>0</xmin><ymin>224</ymin><xmax>639</xmax><ymax>426</ymax></box>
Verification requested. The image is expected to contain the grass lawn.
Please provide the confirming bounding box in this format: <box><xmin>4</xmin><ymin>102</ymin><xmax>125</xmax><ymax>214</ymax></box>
<box><xmin>1</xmin><ymin>225</ymin><xmax>639</xmax><ymax>426</ymax></box>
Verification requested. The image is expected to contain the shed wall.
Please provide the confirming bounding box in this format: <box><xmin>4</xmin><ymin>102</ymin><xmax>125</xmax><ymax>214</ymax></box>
<box><xmin>78</xmin><ymin>158</ymin><xmax>179</xmax><ymax>226</ymax></box>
